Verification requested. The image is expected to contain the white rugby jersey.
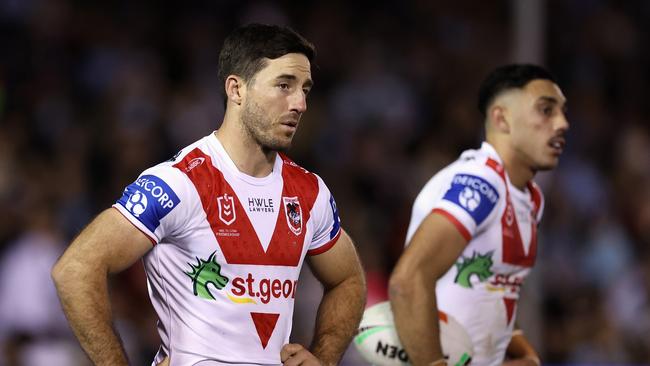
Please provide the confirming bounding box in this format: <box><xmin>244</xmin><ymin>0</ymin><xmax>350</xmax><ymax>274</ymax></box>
<box><xmin>405</xmin><ymin>142</ymin><xmax>543</xmax><ymax>366</ymax></box>
<box><xmin>112</xmin><ymin>133</ymin><xmax>342</xmax><ymax>366</ymax></box>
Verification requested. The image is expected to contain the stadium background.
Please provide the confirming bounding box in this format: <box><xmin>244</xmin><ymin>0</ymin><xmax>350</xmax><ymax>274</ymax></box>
<box><xmin>1</xmin><ymin>0</ymin><xmax>649</xmax><ymax>364</ymax></box>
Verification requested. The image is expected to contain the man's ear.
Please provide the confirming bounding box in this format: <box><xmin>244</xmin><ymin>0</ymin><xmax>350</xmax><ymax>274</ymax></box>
<box><xmin>490</xmin><ymin>105</ymin><xmax>511</xmax><ymax>133</ymax></box>
<box><xmin>225</xmin><ymin>75</ymin><xmax>245</xmax><ymax>105</ymax></box>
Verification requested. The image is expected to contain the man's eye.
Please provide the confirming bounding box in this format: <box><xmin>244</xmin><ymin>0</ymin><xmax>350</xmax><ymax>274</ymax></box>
<box><xmin>541</xmin><ymin>106</ymin><xmax>553</xmax><ymax>116</ymax></box>
<box><xmin>279</xmin><ymin>83</ymin><xmax>290</xmax><ymax>90</ymax></box>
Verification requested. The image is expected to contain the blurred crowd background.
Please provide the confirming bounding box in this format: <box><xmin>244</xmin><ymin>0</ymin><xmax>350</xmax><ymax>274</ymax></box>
<box><xmin>1</xmin><ymin>0</ymin><xmax>650</xmax><ymax>365</ymax></box>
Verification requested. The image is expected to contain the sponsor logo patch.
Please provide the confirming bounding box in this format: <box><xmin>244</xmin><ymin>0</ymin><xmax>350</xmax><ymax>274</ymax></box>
<box><xmin>117</xmin><ymin>174</ymin><xmax>180</xmax><ymax>232</ymax></box>
<box><xmin>443</xmin><ymin>174</ymin><xmax>499</xmax><ymax>225</ymax></box>
<box><xmin>185</xmin><ymin>157</ymin><xmax>205</xmax><ymax>172</ymax></box>
<box><xmin>329</xmin><ymin>195</ymin><xmax>341</xmax><ymax>239</ymax></box>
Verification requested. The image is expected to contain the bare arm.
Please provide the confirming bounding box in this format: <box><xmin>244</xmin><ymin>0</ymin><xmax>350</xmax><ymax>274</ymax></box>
<box><xmin>51</xmin><ymin>208</ymin><xmax>153</xmax><ymax>365</ymax></box>
<box><xmin>285</xmin><ymin>230</ymin><xmax>366</xmax><ymax>365</ymax></box>
<box><xmin>388</xmin><ymin>212</ymin><xmax>468</xmax><ymax>366</ymax></box>
<box><xmin>502</xmin><ymin>330</ymin><xmax>540</xmax><ymax>366</ymax></box>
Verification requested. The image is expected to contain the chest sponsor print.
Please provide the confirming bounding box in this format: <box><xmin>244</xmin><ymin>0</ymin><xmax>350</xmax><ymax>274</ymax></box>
<box><xmin>248</xmin><ymin>197</ymin><xmax>275</xmax><ymax>213</ymax></box>
<box><xmin>184</xmin><ymin>251</ymin><xmax>297</xmax><ymax>305</ymax></box>
<box><xmin>183</xmin><ymin>252</ymin><xmax>293</xmax><ymax>350</ymax></box>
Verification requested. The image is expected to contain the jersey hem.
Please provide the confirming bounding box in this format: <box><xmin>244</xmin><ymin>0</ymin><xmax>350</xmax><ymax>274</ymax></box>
<box><xmin>432</xmin><ymin>208</ymin><xmax>471</xmax><ymax>242</ymax></box>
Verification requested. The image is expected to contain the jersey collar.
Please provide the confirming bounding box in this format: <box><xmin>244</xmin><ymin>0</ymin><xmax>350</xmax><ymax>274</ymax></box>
<box><xmin>209</xmin><ymin>132</ymin><xmax>282</xmax><ymax>186</ymax></box>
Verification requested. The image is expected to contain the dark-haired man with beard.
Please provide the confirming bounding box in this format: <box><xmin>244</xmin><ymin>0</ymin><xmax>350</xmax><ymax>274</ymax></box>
<box><xmin>53</xmin><ymin>24</ymin><xmax>365</xmax><ymax>366</ymax></box>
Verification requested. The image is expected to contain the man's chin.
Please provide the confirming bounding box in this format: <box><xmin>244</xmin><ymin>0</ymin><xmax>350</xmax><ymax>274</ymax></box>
<box><xmin>535</xmin><ymin>159</ymin><xmax>560</xmax><ymax>171</ymax></box>
<box><xmin>276</xmin><ymin>144</ymin><xmax>291</xmax><ymax>153</ymax></box>
<box><xmin>262</xmin><ymin>139</ymin><xmax>292</xmax><ymax>153</ymax></box>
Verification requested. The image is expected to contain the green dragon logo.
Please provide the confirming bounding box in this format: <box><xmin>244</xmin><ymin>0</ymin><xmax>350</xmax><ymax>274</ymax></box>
<box><xmin>185</xmin><ymin>251</ymin><xmax>229</xmax><ymax>300</ymax></box>
<box><xmin>454</xmin><ymin>251</ymin><xmax>494</xmax><ymax>288</ymax></box>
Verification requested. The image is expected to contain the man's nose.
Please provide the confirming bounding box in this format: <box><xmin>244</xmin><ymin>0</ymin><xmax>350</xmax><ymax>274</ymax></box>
<box><xmin>555</xmin><ymin>112</ymin><xmax>569</xmax><ymax>132</ymax></box>
<box><xmin>289</xmin><ymin>90</ymin><xmax>307</xmax><ymax>114</ymax></box>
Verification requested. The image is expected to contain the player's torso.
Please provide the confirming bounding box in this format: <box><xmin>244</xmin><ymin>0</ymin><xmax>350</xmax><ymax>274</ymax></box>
<box><xmin>438</xmin><ymin>178</ymin><xmax>537</xmax><ymax>303</ymax></box>
<box><xmin>141</xmin><ymin>136</ymin><xmax>321</xmax><ymax>365</ymax></box>
<box><xmin>406</xmin><ymin>144</ymin><xmax>543</xmax><ymax>366</ymax></box>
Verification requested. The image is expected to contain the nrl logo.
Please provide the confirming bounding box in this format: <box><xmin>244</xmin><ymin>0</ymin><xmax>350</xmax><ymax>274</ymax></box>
<box><xmin>283</xmin><ymin>196</ymin><xmax>302</xmax><ymax>236</ymax></box>
<box><xmin>217</xmin><ymin>193</ymin><xmax>236</xmax><ymax>225</ymax></box>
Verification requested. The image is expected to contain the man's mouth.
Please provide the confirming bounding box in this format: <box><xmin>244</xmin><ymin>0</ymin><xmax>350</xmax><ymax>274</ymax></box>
<box><xmin>548</xmin><ymin>136</ymin><xmax>565</xmax><ymax>154</ymax></box>
<box><xmin>280</xmin><ymin>120</ymin><xmax>298</xmax><ymax>132</ymax></box>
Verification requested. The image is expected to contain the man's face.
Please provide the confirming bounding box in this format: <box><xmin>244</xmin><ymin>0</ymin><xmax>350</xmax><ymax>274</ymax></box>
<box><xmin>240</xmin><ymin>53</ymin><xmax>312</xmax><ymax>152</ymax></box>
<box><xmin>506</xmin><ymin>79</ymin><xmax>569</xmax><ymax>171</ymax></box>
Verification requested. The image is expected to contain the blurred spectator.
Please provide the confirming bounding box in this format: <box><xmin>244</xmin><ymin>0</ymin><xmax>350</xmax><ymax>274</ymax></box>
<box><xmin>0</xmin><ymin>200</ymin><xmax>85</xmax><ymax>365</ymax></box>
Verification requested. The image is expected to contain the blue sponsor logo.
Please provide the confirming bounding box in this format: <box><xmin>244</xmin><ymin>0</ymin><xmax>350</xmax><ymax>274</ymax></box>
<box><xmin>443</xmin><ymin>174</ymin><xmax>499</xmax><ymax>226</ymax></box>
<box><xmin>116</xmin><ymin>175</ymin><xmax>180</xmax><ymax>232</ymax></box>
<box><xmin>329</xmin><ymin>195</ymin><xmax>341</xmax><ymax>239</ymax></box>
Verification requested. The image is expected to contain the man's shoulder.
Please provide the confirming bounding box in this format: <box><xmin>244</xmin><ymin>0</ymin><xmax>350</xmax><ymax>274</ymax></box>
<box><xmin>445</xmin><ymin>153</ymin><xmax>504</xmax><ymax>186</ymax></box>
<box><xmin>163</xmin><ymin>135</ymin><xmax>213</xmax><ymax>167</ymax></box>
<box><xmin>417</xmin><ymin>152</ymin><xmax>506</xmax><ymax>211</ymax></box>
<box><xmin>426</xmin><ymin>154</ymin><xmax>495</xmax><ymax>185</ymax></box>
<box><xmin>279</xmin><ymin>153</ymin><xmax>312</xmax><ymax>173</ymax></box>
<box><xmin>278</xmin><ymin>153</ymin><xmax>320</xmax><ymax>183</ymax></box>
<box><xmin>137</xmin><ymin>137</ymin><xmax>218</xmax><ymax>190</ymax></box>
<box><xmin>278</xmin><ymin>154</ymin><xmax>331</xmax><ymax>207</ymax></box>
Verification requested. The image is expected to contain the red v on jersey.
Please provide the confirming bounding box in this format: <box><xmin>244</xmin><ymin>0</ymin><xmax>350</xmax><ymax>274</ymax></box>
<box><xmin>503</xmin><ymin>298</ymin><xmax>517</xmax><ymax>325</ymax></box>
<box><xmin>175</xmin><ymin>148</ymin><xmax>319</xmax><ymax>266</ymax></box>
<box><xmin>250</xmin><ymin>312</ymin><xmax>280</xmax><ymax>349</ymax></box>
<box><xmin>485</xmin><ymin>159</ymin><xmax>539</xmax><ymax>267</ymax></box>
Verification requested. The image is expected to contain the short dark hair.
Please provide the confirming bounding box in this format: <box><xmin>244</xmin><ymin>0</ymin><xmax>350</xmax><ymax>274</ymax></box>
<box><xmin>217</xmin><ymin>23</ymin><xmax>315</xmax><ymax>89</ymax></box>
<box><xmin>477</xmin><ymin>64</ymin><xmax>557</xmax><ymax>116</ymax></box>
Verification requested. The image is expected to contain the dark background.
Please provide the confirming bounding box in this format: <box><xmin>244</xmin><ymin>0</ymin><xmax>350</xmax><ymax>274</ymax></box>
<box><xmin>1</xmin><ymin>0</ymin><xmax>649</xmax><ymax>364</ymax></box>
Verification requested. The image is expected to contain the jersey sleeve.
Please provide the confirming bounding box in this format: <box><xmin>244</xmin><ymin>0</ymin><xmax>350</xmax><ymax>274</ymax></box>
<box><xmin>112</xmin><ymin>163</ymin><xmax>193</xmax><ymax>244</ymax></box>
<box><xmin>307</xmin><ymin>176</ymin><xmax>342</xmax><ymax>256</ymax></box>
<box><xmin>432</xmin><ymin>165</ymin><xmax>502</xmax><ymax>241</ymax></box>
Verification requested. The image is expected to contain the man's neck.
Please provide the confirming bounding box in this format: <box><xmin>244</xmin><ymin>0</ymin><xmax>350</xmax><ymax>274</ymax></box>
<box><xmin>214</xmin><ymin>124</ymin><xmax>276</xmax><ymax>178</ymax></box>
<box><xmin>487</xmin><ymin>140</ymin><xmax>534</xmax><ymax>190</ymax></box>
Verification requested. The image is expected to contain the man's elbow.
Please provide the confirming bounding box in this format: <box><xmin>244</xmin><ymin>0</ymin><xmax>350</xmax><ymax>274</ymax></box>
<box><xmin>51</xmin><ymin>255</ymin><xmax>88</xmax><ymax>292</ymax></box>
<box><xmin>388</xmin><ymin>271</ymin><xmax>415</xmax><ymax>303</ymax></box>
<box><xmin>51</xmin><ymin>257</ymin><xmax>72</xmax><ymax>290</ymax></box>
